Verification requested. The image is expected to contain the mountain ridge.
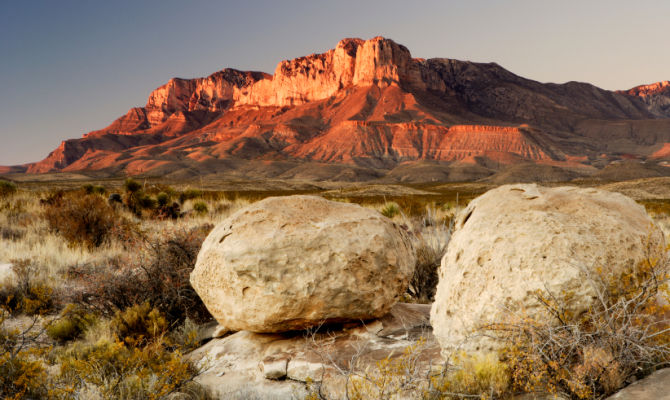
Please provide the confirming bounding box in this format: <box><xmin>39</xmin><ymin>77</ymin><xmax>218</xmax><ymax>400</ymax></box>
<box><xmin>5</xmin><ymin>36</ymin><xmax>670</xmax><ymax>182</ymax></box>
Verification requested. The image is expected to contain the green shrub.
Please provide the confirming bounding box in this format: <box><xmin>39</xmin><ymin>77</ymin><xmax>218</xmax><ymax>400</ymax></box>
<box><xmin>112</xmin><ymin>303</ymin><xmax>168</xmax><ymax>347</ymax></box>
<box><xmin>43</xmin><ymin>193</ymin><xmax>118</xmax><ymax>248</ymax></box>
<box><xmin>82</xmin><ymin>183</ymin><xmax>94</xmax><ymax>194</ymax></box>
<box><xmin>156</xmin><ymin>192</ymin><xmax>170</xmax><ymax>207</ymax></box>
<box><xmin>138</xmin><ymin>193</ymin><xmax>157</xmax><ymax>210</ymax></box>
<box><xmin>83</xmin><ymin>183</ymin><xmax>106</xmax><ymax>195</ymax></box>
<box><xmin>46</xmin><ymin>304</ymin><xmax>96</xmax><ymax>343</ymax></box>
<box><xmin>0</xmin><ymin>180</ymin><xmax>17</xmax><ymax>198</ymax></box>
<box><xmin>192</xmin><ymin>201</ymin><xmax>208</xmax><ymax>215</ymax></box>
<box><xmin>429</xmin><ymin>352</ymin><xmax>510</xmax><ymax>398</ymax></box>
<box><xmin>124</xmin><ymin>178</ymin><xmax>142</xmax><ymax>193</ymax></box>
<box><xmin>380</xmin><ymin>202</ymin><xmax>401</xmax><ymax>218</ymax></box>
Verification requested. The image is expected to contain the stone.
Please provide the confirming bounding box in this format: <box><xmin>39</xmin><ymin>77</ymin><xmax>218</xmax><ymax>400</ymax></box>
<box><xmin>286</xmin><ymin>360</ymin><xmax>326</xmax><ymax>382</ymax></box>
<box><xmin>186</xmin><ymin>303</ymin><xmax>441</xmax><ymax>399</ymax></box>
<box><xmin>260</xmin><ymin>355</ymin><xmax>289</xmax><ymax>380</ymax></box>
<box><xmin>190</xmin><ymin>195</ymin><xmax>415</xmax><ymax>333</ymax></box>
<box><xmin>431</xmin><ymin>184</ymin><xmax>666</xmax><ymax>355</ymax></box>
<box><xmin>605</xmin><ymin>368</ymin><xmax>670</xmax><ymax>399</ymax></box>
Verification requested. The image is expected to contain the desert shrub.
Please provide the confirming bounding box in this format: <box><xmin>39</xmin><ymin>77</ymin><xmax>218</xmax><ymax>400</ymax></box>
<box><xmin>156</xmin><ymin>201</ymin><xmax>181</xmax><ymax>220</ymax></box>
<box><xmin>111</xmin><ymin>303</ymin><xmax>168</xmax><ymax>347</ymax></box>
<box><xmin>192</xmin><ymin>201</ymin><xmax>208</xmax><ymax>215</ymax></box>
<box><xmin>0</xmin><ymin>259</ymin><xmax>55</xmax><ymax>316</ymax></box>
<box><xmin>139</xmin><ymin>193</ymin><xmax>157</xmax><ymax>210</ymax></box>
<box><xmin>484</xmin><ymin>247</ymin><xmax>670</xmax><ymax>399</ymax></box>
<box><xmin>407</xmin><ymin>209</ymin><xmax>452</xmax><ymax>303</ymax></box>
<box><xmin>179</xmin><ymin>189</ymin><xmax>203</xmax><ymax>204</ymax></box>
<box><xmin>108</xmin><ymin>192</ymin><xmax>122</xmax><ymax>205</ymax></box>
<box><xmin>43</xmin><ymin>193</ymin><xmax>118</xmax><ymax>248</ymax></box>
<box><xmin>56</xmin><ymin>338</ymin><xmax>209</xmax><ymax>399</ymax></box>
<box><xmin>40</xmin><ymin>189</ymin><xmax>65</xmax><ymax>206</ymax></box>
<box><xmin>68</xmin><ymin>225</ymin><xmax>213</xmax><ymax>324</ymax></box>
<box><xmin>169</xmin><ymin>318</ymin><xmax>203</xmax><ymax>352</ymax></box>
<box><xmin>380</xmin><ymin>202</ymin><xmax>401</xmax><ymax>219</ymax></box>
<box><xmin>0</xmin><ymin>316</ymin><xmax>49</xmax><ymax>399</ymax></box>
<box><xmin>46</xmin><ymin>304</ymin><xmax>96</xmax><ymax>343</ymax></box>
<box><xmin>0</xmin><ymin>179</ymin><xmax>17</xmax><ymax>198</ymax></box>
<box><xmin>157</xmin><ymin>192</ymin><xmax>170</xmax><ymax>207</ymax></box>
<box><xmin>124</xmin><ymin>178</ymin><xmax>142</xmax><ymax>193</ymax></box>
<box><xmin>407</xmin><ymin>241</ymin><xmax>444</xmax><ymax>303</ymax></box>
<box><xmin>82</xmin><ymin>183</ymin><xmax>106</xmax><ymax>195</ymax></box>
<box><xmin>427</xmin><ymin>352</ymin><xmax>510</xmax><ymax>399</ymax></box>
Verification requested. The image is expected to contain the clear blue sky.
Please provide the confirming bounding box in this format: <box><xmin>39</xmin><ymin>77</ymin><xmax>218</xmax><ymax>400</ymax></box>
<box><xmin>1</xmin><ymin>0</ymin><xmax>668</xmax><ymax>166</ymax></box>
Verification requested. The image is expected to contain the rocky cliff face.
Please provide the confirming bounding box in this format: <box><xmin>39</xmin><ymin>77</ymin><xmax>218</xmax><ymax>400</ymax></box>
<box><xmin>619</xmin><ymin>81</ymin><xmax>670</xmax><ymax>118</ymax></box>
<box><xmin>16</xmin><ymin>36</ymin><xmax>670</xmax><ymax>180</ymax></box>
<box><xmin>144</xmin><ymin>69</ymin><xmax>269</xmax><ymax>126</ymax></box>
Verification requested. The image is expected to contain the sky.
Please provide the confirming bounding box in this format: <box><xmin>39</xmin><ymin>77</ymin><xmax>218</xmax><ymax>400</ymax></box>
<box><xmin>1</xmin><ymin>0</ymin><xmax>669</xmax><ymax>166</ymax></box>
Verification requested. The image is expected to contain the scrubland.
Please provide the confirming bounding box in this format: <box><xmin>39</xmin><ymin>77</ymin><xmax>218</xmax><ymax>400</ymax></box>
<box><xmin>1</xmin><ymin>176</ymin><xmax>670</xmax><ymax>399</ymax></box>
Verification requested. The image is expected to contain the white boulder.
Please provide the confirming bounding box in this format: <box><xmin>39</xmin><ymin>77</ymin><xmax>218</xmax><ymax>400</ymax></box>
<box><xmin>191</xmin><ymin>195</ymin><xmax>415</xmax><ymax>332</ymax></box>
<box><xmin>430</xmin><ymin>184</ymin><xmax>666</xmax><ymax>355</ymax></box>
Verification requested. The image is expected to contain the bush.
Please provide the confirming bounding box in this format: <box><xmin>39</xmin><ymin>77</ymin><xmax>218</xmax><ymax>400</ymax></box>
<box><xmin>46</xmin><ymin>304</ymin><xmax>96</xmax><ymax>343</ymax></box>
<box><xmin>0</xmin><ymin>180</ymin><xmax>17</xmax><ymax>198</ymax></box>
<box><xmin>484</xmin><ymin>249</ymin><xmax>670</xmax><ymax>399</ymax></box>
<box><xmin>407</xmin><ymin>241</ymin><xmax>444</xmax><ymax>303</ymax></box>
<box><xmin>192</xmin><ymin>201</ymin><xmax>208</xmax><ymax>215</ymax></box>
<box><xmin>82</xmin><ymin>183</ymin><xmax>106</xmax><ymax>195</ymax></box>
<box><xmin>428</xmin><ymin>352</ymin><xmax>509</xmax><ymax>399</ymax></box>
<box><xmin>124</xmin><ymin>178</ymin><xmax>142</xmax><ymax>193</ymax></box>
<box><xmin>169</xmin><ymin>318</ymin><xmax>204</xmax><ymax>352</ymax></box>
<box><xmin>0</xmin><ymin>325</ymin><xmax>49</xmax><ymax>399</ymax></box>
<box><xmin>157</xmin><ymin>192</ymin><xmax>170</xmax><ymax>207</ymax></box>
<box><xmin>407</xmin><ymin>209</ymin><xmax>452</xmax><ymax>303</ymax></box>
<box><xmin>56</xmin><ymin>338</ymin><xmax>209</xmax><ymax>399</ymax></box>
<box><xmin>111</xmin><ymin>303</ymin><xmax>168</xmax><ymax>347</ymax></box>
<box><xmin>0</xmin><ymin>259</ymin><xmax>55</xmax><ymax>316</ymax></box>
<box><xmin>68</xmin><ymin>225</ymin><xmax>214</xmax><ymax>325</ymax></box>
<box><xmin>380</xmin><ymin>202</ymin><xmax>401</xmax><ymax>219</ymax></box>
<box><xmin>43</xmin><ymin>193</ymin><xmax>118</xmax><ymax>248</ymax></box>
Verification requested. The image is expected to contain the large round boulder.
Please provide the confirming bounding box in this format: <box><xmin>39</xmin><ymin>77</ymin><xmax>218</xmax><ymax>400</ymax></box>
<box><xmin>191</xmin><ymin>195</ymin><xmax>415</xmax><ymax>332</ymax></box>
<box><xmin>430</xmin><ymin>184</ymin><xmax>666</xmax><ymax>355</ymax></box>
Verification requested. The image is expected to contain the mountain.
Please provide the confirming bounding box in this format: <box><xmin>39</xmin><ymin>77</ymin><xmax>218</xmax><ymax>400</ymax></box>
<box><xmin>7</xmin><ymin>37</ymin><xmax>670</xmax><ymax>182</ymax></box>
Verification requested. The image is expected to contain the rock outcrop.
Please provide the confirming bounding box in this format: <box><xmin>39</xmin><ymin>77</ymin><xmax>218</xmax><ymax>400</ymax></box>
<box><xmin>190</xmin><ymin>195</ymin><xmax>415</xmax><ymax>332</ymax></box>
<box><xmin>619</xmin><ymin>81</ymin><xmax>670</xmax><ymax>118</ymax></box>
<box><xmin>430</xmin><ymin>184</ymin><xmax>666</xmax><ymax>355</ymax></box>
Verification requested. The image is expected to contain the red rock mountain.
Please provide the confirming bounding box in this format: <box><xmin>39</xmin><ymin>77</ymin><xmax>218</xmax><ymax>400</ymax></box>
<box><xmin>9</xmin><ymin>37</ymin><xmax>670</xmax><ymax>181</ymax></box>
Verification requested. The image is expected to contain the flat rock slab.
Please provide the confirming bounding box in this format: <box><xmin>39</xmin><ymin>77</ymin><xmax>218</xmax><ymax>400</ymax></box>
<box><xmin>187</xmin><ymin>303</ymin><xmax>440</xmax><ymax>399</ymax></box>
